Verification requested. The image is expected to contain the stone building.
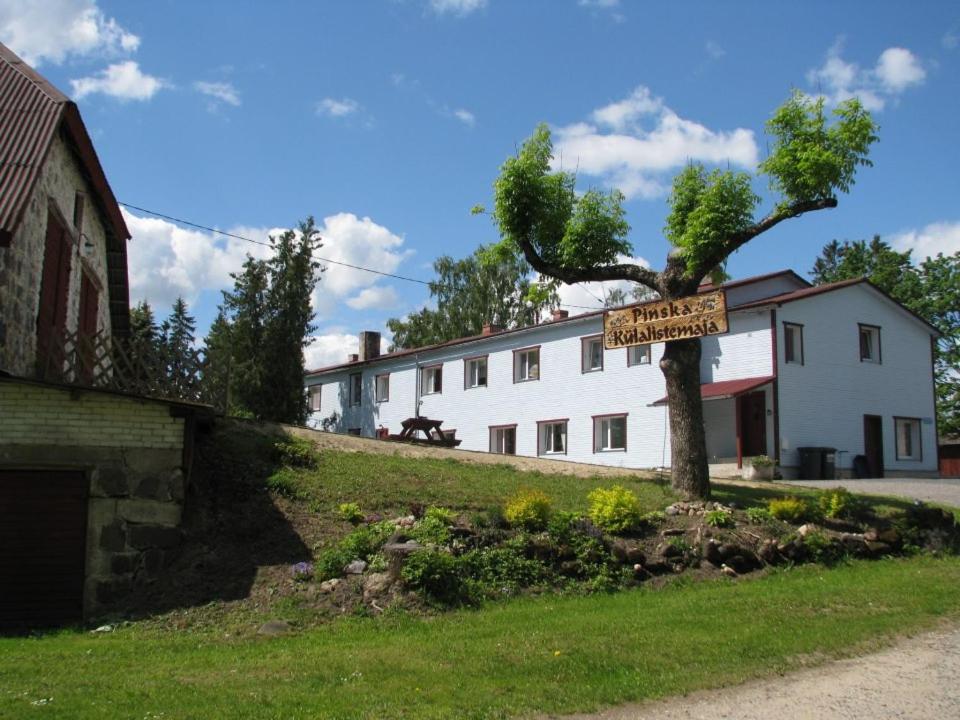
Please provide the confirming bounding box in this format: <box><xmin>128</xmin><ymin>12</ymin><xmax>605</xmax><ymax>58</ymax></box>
<box><xmin>0</xmin><ymin>42</ymin><xmax>207</xmax><ymax>630</ymax></box>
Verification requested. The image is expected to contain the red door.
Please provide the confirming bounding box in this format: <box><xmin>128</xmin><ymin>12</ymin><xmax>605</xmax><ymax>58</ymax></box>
<box><xmin>863</xmin><ymin>415</ymin><xmax>885</xmax><ymax>478</ymax></box>
<box><xmin>36</xmin><ymin>210</ymin><xmax>73</xmax><ymax>376</ymax></box>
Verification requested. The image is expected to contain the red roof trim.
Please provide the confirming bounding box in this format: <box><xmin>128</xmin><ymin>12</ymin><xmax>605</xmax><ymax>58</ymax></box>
<box><xmin>652</xmin><ymin>376</ymin><xmax>774</xmax><ymax>406</ymax></box>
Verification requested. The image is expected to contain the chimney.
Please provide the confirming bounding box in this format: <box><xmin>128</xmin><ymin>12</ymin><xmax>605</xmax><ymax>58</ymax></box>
<box><xmin>347</xmin><ymin>353</ymin><xmax>359</xmax><ymax>363</ymax></box>
<box><xmin>551</xmin><ymin>309</ymin><xmax>569</xmax><ymax>321</ymax></box>
<box><xmin>358</xmin><ymin>331</ymin><xmax>381</xmax><ymax>361</ymax></box>
<box><xmin>482</xmin><ymin>323</ymin><xmax>503</xmax><ymax>336</ymax></box>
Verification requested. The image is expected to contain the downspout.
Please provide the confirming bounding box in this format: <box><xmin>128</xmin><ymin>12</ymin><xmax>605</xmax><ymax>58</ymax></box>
<box><xmin>771</xmin><ymin>309</ymin><xmax>781</xmax><ymax>466</ymax></box>
<box><xmin>413</xmin><ymin>352</ymin><xmax>421</xmax><ymax>419</ymax></box>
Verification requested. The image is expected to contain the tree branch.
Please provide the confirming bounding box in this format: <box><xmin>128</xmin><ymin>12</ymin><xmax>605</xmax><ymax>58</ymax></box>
<box><xmin>514</xmin><ymin>236</ymin><xmax>661</xmax><ymax>292</ymax></box>
<box><xmin>692</xmin><ymin>197</ymin><xmax>838</xmax><ymax>281</ymax></box>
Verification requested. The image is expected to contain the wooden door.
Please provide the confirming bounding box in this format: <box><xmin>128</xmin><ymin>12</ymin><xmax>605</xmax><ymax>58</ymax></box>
<box><xmin>863</xmin><ymin>415</ymin><xmax>884</xmax><ymax>478</ymax></box>
<box><xmin>77</xmin><ymin>271</ymin><xmax>99</xmax><ymax>382</ymax></box>
<box><xmin>0</xmin><ymin>470</ymin><xmax>88</xmax><ymax>631</ymax></box>
<box><xmin>36</xmin><ymin>210</ymin><xmax>73</xmax><ymax>376</ymax></box>
<box><xmin>740</xmin><ymin>391</ymin><xmax>767</xmax><ymax>457</ymax></box>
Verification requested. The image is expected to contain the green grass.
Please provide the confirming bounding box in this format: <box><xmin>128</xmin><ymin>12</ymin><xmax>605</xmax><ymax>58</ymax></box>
<box><xmin>2</xmin><ymin>556</ymin><xmax>959</xmax><ymax>719</ymax></box>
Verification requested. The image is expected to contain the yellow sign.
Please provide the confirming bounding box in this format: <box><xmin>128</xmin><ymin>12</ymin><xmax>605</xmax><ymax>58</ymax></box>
<box><xmin>603</xmin><ymin>290</ymin><xmax>729</xmax><ymax>349</ymax></box>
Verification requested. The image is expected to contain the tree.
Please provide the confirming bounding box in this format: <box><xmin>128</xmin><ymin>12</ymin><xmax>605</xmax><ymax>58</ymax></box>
<box><xmin>482</xmin><ymin>91</ymin><xmax>877</xmax><ymax>499</ymax></box>
<box><xmin>160</xmin><ymin>297</ymin><xmax>197</xmax><ymax>396</ymax></box>
<box><xmin>201</xmin><ymin>310</ymin><xmax>233</xmax><ymax>412</ymax></box>
<box><xmin>387</xmin><ymin>245</ymin><xmax>556</xmax><ymax>350</ymax></box>
<box><xmin>811</xmin><ymin>238</ymin><xmax>960</xmax><ymax>436</ymax></box>
<box><xmin>221</xmin><ymin>217</ymin><xmax>322</xmax><ymax>423</ymax></box>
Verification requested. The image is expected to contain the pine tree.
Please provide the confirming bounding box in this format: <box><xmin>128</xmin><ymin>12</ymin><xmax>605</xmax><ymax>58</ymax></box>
<box><xmin>201</xmin><ymin>310</ymin><xmax>233</xmax><ymax>412</ymax></box>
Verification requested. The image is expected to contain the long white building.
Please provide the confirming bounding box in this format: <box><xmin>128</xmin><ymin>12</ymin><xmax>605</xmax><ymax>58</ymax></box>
<box><xmin>304</xmin><ymin>270</ymin><xmax>940</xmax><ymax>479</ymax></box>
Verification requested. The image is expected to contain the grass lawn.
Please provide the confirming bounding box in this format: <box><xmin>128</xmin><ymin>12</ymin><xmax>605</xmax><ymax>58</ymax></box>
<box><xmin>2</xmin><ymin>556</ymin><xmax>959</xmax><ymax>719</ymax></box>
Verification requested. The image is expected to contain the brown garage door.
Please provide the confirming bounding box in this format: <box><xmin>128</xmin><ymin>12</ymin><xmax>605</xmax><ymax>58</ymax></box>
<box><xmin>0</xmin><ymin>470</ymin><xmax>88</xmax><ymax>631</ymax></box>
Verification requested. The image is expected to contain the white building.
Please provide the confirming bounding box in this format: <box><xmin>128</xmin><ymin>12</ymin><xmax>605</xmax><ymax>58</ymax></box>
<box><xmin>304</xmin><ymin>270</ymin><xmax>940</xmax><ymax>479</ymax></box>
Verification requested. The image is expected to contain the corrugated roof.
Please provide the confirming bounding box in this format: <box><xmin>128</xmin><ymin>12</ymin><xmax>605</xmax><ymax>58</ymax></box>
<box><xmin>0</xmin><ymin>41</ymin><xmax>131</xmax><ymax>337</ymax></box>
<box><xmin>651</xmin><ymin>375</ymin><xmax>774</xmax><ymax>406</ymax></box>
<box><xmin>305</xmin><ymin>269</ymin><xmax>803</xmax><ymax>377</ymax></box>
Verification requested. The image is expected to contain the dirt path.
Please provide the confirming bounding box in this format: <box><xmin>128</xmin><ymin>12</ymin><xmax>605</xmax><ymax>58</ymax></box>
<box><xmin>558</xmin><ymin>625</ymin><xmax>960</xmax><ymax>720</ymax></box>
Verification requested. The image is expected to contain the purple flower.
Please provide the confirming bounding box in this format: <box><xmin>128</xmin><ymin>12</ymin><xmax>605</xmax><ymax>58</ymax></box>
<box><xmin>291</xmin><ymin>561</ymin><xmax>314</xmax><ymax>581</ymax></box>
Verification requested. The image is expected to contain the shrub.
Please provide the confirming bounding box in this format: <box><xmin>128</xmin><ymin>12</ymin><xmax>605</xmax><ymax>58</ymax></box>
<box><xmin>587</xmin><ymin>485</ymin><xmax>643</xmax><ymax>533</ymax></box>
<box><xmin>462</xmin><ymin>546</ymin><xmax>550</xmax><ymax>596</ymax></box>
<box><xmin>265</xmin><ymin>468</ymin><xmax>307</xmax><ymax>499</ymax></box>
<box><xmin>751</xmin><ymin>454</ymin><xmax>775</xmax><ymax>468</ymax></box>
<box><xmin>768</xmin><ymin>496</ymin><xmax>810</xmax><ymax>523</ymax></box>
<box><xmin>273</xmin><ymin>436</ymin><xmax>317</xmax><ymax>468</ymax></box>
<box><xmin>667</xmin><ymin>536</ymin><xmax>691</xmax><ymax>553</ymax></box>
<box><xmin>316</xmin><ymin>521</ymin><xmax>395</xmax><ymax>580</ymax></box>
<box><xmin>802</xmin><ymin>530</ymin><xmax>843</xmax><ymax>564</ymax></box>
<box><xmin>401</xmin><ymin>550</ymin><xmax>476</xmax><ymax>605</ymax></box>
<box><xmin>817</xmin><ymin>487</ymin><xmax>860</xmax><ymax>520</ymax></box>
<box><xmin>409</xmin><ymin>515</ymin><xmax>452</xmax><ymax>546</ymax></box>
<box><xmin>424</xmin><ymin>507</ymin><xmax>457</xmax><ymax>525</ymax></box>
<box><xmin>338</xmin><ymin>502</ymin><xmax>364</xmax><ymax>525</ymax></box>
<box><xmin>746</xmin><ymin>507</ymin><xmax>774</xmax><ymax>524</ymax></box>
<box><xmin>704</xmin><ymin>509</ymin><xmax>734</xmax><ymax>528</ymax></box>
<box><xmin>504</xmin><ymin>489</ymin><xmax>552</xmax><ymax>530</ymax></box>
<box><xmin>641</xmin><ymin>510</ymin><xmax>667</xmax><ymax>526</ymax></box>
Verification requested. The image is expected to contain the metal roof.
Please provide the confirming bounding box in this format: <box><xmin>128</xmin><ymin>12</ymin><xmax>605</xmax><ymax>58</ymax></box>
<box><xmin>0</xmin><ymin>41</ymin><xmax>131</xmax><ymax>337</ymax></box>
<box><xmin>651</xmin><ymin>375</ymin><xmax>775</xmax><ymax>406</ymax></box>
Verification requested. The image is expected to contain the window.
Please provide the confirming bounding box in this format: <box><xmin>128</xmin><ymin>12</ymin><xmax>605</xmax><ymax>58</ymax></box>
<box><xmin>464</xmin><ymin>356</ymin><xmax>488</xmax><ymax>389</ymax></box>
<box><xmin>895</xmin><ymin>417</ymin><xmax>922</xmax><ymax>461</ymax></box>
<box><xmin>784</xmin><ymin>323</ymin><xmax>804</xmax><ymax>365</ymax></box>
<box><xmin>73</xmin><ymin>192</ymin><xmax>85</xmax><ymax>230</ymax></box>
<box><xmin>514</xmin><ymin>347</ymin><xmax>540</xmax><ymax>382</ymax></box>
<box><xmin>538</xmin><ymin>420</ymin><xmax>568</xmax><ymax>455</ymax></box>
<box><xmin>627</xmin><ymin>345</ymin><xmax>651</xmax><ymax>367</ymax></box>
<box><xmin>489</xmin><ymin>425</ymin><xmax>517</xmax><ymax>455</ymax></box>
<box><xmin>593</xmin><ymin>414</ymin><xmax>627</xmax><ymax>452</ymax></box>
<box><xmin>308</xmin><ymin>385</ymin><xmax>322</xmax><ymax>412</ymax></box>
<box><xmin>375</xmin><ymin>374</ymin><xmax>390</xmax><ymax>403</ymax></box>
<box><xmin>581</xmin><ymin>336</ymin><xmax>604</xmax><ymax>373</ymax></box>
<box><xmin>347</xmin><ymin>428</ymin><xmax>362</xmax><ymax>437</ymax></box>
<box><xmin>859</xmin><ymin>324</ymin><xmax>881</xmax><ymax>363</ymax></box>
<box><xmin>349</xmin><ymin>373</ymin><xmax>362</xmax><ymax>406</ymax></box>
<box><xmin>420</xmin><ymin>364</ymin><xmax>443</xmax><ymax>395</ymax></box>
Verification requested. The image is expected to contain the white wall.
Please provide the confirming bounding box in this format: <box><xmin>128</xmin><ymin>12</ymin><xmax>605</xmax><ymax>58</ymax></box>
<box><xmin>776</xmin><ymin>284</ymin><xmax>938</xmax><ymax>475</ymax></box>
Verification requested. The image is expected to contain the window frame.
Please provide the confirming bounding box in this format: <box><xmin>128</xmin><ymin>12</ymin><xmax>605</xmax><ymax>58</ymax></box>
<box><xmin>581</xmin><ymin>334</ymin><xmax>604</xmax><ymax>373</ymax></box>
<box><xmin>420</xmin><ymin>363</ymin><xmax>443</xmax><ymax>395</ymax></box>
<box><xmin>592</xmin><ymin>413</ymin><xmax>628</xmax><ymax>453</ymax></box>
<box><xmin>513</xmin><ymin>345</ymin><xmax>541</xmax><ymax>383</ymax></box>
<box><xmin>858</xmin><ymin>323</ymin><xmax>882</xmax><ymax>364</ymax></box>
<box><xmin>489</xmin><ymin>424</ymin><xmax>518</xmax><ymax>455</ymax></box>
<box><xmin>626</xmin><ymin>344</ymin><xmax>652</xmax><ymax>367</ymax></box>
<box><xmin>783</xmin><ymin>322</ymin><xmax>804</xmax><ymax>366</ymax></box>
<box><xmin>894</xmin><ymin>416</ymin><xmax>922</xmax><ymax>461</ymax></box>
<box><xmin>307</xmin><ymin>384</ymin><xmax>322</xmax><ymax>412</ymax></box>
<box><xmin>349</xmin><ymin>372</ymin><xmax>362</xmax><ymax>406</ymax></box>
<box><xmin>537</xmin><ymin>418</ymin><xmax>569</xmax><ymax>456</ymax></box>
<box><xmin>463</xmin><ymin>354</ymin><xmax>489</xmax><ymax>390</ymax></box>
<box><xmin>375</xmin><ymin>373</ymin><xmax>390</xmax><ymax>403</ymax></box>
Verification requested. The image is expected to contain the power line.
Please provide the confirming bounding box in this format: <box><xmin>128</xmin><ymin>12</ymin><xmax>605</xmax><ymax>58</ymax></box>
<box><xmin>118</xmin><ymin>201</ymin><xmax>610</xmax><ymax>312</ymax></box>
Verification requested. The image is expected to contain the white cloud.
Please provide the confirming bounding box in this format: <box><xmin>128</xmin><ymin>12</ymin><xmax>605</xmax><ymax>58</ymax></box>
<box><xmin>428</xmin><ymin>0</ymin><xmax>487</xmax><ymax>16</ymax></box>
<box><xmin>316</xmin><ymin>97</ymin><xmax>360</xmax><ymax>117</ymax></box>
<box><xmin>551</xmin><ymin>86</ymin><xmax>758</xmax><ymax>200</ymax></box>
<box><xmin>453</xmin><ymin>108</ymin><xmax>476</xmax><ymax>126</ymax></box>
<box><xmin>345</xmin><ymin>285</ymin><xmax>400</xmax><ymax>310</ymax></box>
<box><xmin>705</xmin><ymin>40</ymin><xmax>725</xmax><ymax>60</ymax></box>
<box><xmin>944</xmin><ymin>28</ymin><xmax>959</xmax><ymax>50</ymax></box>
<box><xmin>304</xmin><ymin>332</ymin><xmax>391</xmax><ymax>370</ymax></box>
<box><xmin>70</xmin><ymin>60</ymin><xmax>165</xmax><ymax>101</ymax></box>
<box><xmin>891</xmin><ymin>221</ymin><xmax>960</xmax><ymax>260</ymax></box>
<box><xmin>194</xmin><ymin>80</ymin><xmax>240</xmax><ymax>107</ymax></box>
<box><xmin>806</xmin><ymin>41</ymin><xmax>925</xmax><ymax>112</ymax></box>
<box><xmin>0</xmin><ymin>0</ymin><xmax>139</xmax><ymax>66</ymax></box>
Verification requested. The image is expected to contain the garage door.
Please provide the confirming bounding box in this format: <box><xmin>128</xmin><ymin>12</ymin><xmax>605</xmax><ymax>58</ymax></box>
<box><xmin>0</xmin><ymin>470</ymin><xmax>88</xmax><ymax>631</ymax></box>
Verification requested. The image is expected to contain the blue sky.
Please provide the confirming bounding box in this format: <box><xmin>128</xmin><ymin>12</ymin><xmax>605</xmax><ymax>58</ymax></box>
<box><xmin>3</xmin><ymin>0</ymin><xmax>958</xmax><ymax>367</ymax></box>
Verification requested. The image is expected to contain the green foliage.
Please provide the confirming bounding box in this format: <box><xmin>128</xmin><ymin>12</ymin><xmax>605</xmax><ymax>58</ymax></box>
<box><xmin>587</xmin><ymin>485</ymin><xmax>643</xmax><ymax>533</ymax></box>
<box><xmin>751</xmin><ymin>455</ymin><xmax>775</xmax><ymax>468</ymax></box>
<box><xmin>759</xmin><ymin>91</ymin><xmax>878</xmax><ymax>206</ymax></box>
<box><xmin>338</xmin><ymin>502</ymin><xmax>364</xmax><ymax>525</ymax></box>
<box><xmin>425</xmin><ymin>507</ymin><xmax>458</xmax><ymax>525</ymax></box>
<box><xmin>801</xmin><ymin>530</ymin><xmax>843</xmax><ymax>564</ymax></box>
<box><xmin>768</xmin><ymin>496</ymin><xmax>811</xmax><ymax>523</ymax></box>
<box><xmin>746</xmin><ymin>507</ymin><xmax>774</xmax><ymax>524</ymax></box>
<box><xmin>504</xmin><ymin>489</ymin><xmax>552</xmax><ymax>530</ymax></box>
<box><xmin>386</xmin><ymin>245</ymin><xmax>556</xmax><ymax>350</ymax></box>
<box><xmin>704</xmin><ymin>509</ymin><xmax>734</xmax><ymax>528</ymax></box>
<box><xmin>409</xmin><ymin>515</ymin><xmax>452</xmax><ymax>546</ymax></box>
<box><xmin>401</xmin><ymin>550</ymin><xmax>476</xmax><ymax>606</ymax></box>
<box><xmin>273</xmin><ymin>436</ymin><xmax>318</xmax><ymax>468</ymax></box>
<box><xmin>641</xmin><ymin>510</ymin><xmax>667</xmax><ymax>526</ymax></box>
<box><xmin>817</xmin><ymin>487</ymin><xmax>860</xmax><ymax>520</ymax></box>
<box><xmin>667</xmin><ymin>536</ymin><xmax>691</xmax><ymax>553</ymax></box>
<box><xmin>665</xmin><ymin>165</ymin><xmax>759</xmax><ymax>274</ymax></box>
<box><xmin>316</xmin><ymin>522</ymin><xmax>395</xmax><ymax>581</ymax></box>
<box><xmin>462</xmin><ymin>545</ymin><xmax>551</xmax><ymax>596</ymax></box>
<box><xmin>265</xmin><ymin>467</ymin><xmax>307</xmax><ymax>499</ymax></box>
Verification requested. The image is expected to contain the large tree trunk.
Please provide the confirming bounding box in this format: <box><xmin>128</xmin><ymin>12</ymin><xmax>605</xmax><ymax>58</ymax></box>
<box><xmin>660</xmin><ymin>337</ymin><xmax>711</xmax><ymax>499</ymax></box>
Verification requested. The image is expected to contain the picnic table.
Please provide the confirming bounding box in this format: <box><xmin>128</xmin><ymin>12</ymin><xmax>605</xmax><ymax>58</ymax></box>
<box><xmin>386</xmin><ymin>417</ymin><xmax>461</xmax><ymax>447</ymax></box>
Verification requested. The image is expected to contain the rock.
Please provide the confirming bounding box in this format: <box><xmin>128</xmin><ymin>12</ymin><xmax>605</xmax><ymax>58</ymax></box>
<box><xmin>720</xmin><ymin>564</ymin><xmax>738</xmax><ymax>578</ymax></box>
<box><xmin>319</xmin><ymin>578</ymin><xmax>341</xmax><ymax>593</ymax></box>
<box><xmin>383</xmin><ymin>540</ymin><xmax>424</xmax><ymax>579</ymax></box>
<box><xmin>717</xmin><ymin>543</ymin><xmax>741</xmax><ymax>560</ymax></box>
<box><xmin>797</xmin><ymin>523</ymin><xmax>820</xmax><ymax>539</ymax></box>
<box><xmin>777</xmin><ymin>538</ymin><xmax>803</xmax><ymax>561</ymax></box>
<box><xmin>757</xmin><ymin>539</ymin><xmax>780</xmax><ymax>565</ymax></box>
<box><xmin>724</xmin><ymin>551</ymin><xmax>761</xmax><ymax>574</ymax></box>
<box><xmin>660</xmin><ymin>542</ymin><xmax>683</xmax><ymax>559</ymax></box>
<box><xmin>877</xmin><ymin>528</ymin><xmax>901</xmax><ymax>544</ymax></box>
<box><xmin>529</xmin><ymin>535</ymin><xmax>557</xmax><ymax>562</ymax></box>
<box><xmin>703</xmin><ymin>539</ymin><xmax>722</xmax><ymax>565</ymax></box>
<box><xmin>864</xmin><ymin>540</ymin><xmax>892</xmax><ymax>555</ymax></box>
<box><xmin>643</xmin><ymin>561</ymin><xmax>672</xmax><ymax>575</ymax></box>
<box><xmin>391</xmin><ymin>515</ymin><xmax>416</xmax><ymax>528</ymax></box>
<box><xmin>257</xmin><ymin>620</ymin><xmax>292</xmax><ymax>636</ymax></box>
<box><xmin>558</xmin><ymin>560</ymin><xmax>580</xmax><ymax>577</ymax></box>
<box><xmin>664</xmin><ymin>505</ymin><xmax>680</xmax><ymax>516</ymax></box>
<box><xmin>345</xmin><ymin>559</ymin><xmax>367</xmax><ymax>574</ymax></box>
<box><xmin>363</xmin><ymin>572</ymin><xmax>393</xmax><ymax>602</ymax></box>
<box><xmin>91</xmin><ymin>624</ymin><xmax>114</xmax><ymax>633</ymax></box>
<box><xmin>661</xmin><ymin>528</ymin><xmax>685</xmax><ymax>537</ymax></box>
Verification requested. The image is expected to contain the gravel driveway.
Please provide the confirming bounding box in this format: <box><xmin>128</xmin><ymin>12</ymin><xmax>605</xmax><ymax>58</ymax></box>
<box><xmin>783</xmin><ymin>478</ymin><xmax>960</xmax><ymax>506</ymax></box>
<box><xmin>560</xmin><ymin>626</ymin><xmax>960</xmax><ymax>720</ymax></box>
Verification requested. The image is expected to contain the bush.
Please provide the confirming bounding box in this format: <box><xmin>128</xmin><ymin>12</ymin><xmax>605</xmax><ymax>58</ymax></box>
<box><xmin>588</xmin><ymin>485</ymin><xmax>643</xmax><ymax>533</ymax></box>
<box><xmin>802</xmin><ymin>530</ymin><xmax>844</xmax><ymax>564</ymax></box>
<box><xmin>273</xmin><ymin>436</ymin><xmax>317</xmax><ymax>468</ymax></box>
<box><xmin>817</xmin><ymin>487</ymin><xmax>860</xmax><ymax>520</ymax></box>
<box><xmin>768</xmin><ymin>496</ymin><xmax>810</xmax><ymax>523</ymax></box>
<box><xmin>338</xmin><ymin>502</ymin><xmax>364</xmax><ymax>525</ymax></box>
<box><xmin>462</xmin><ymin>546</ymin><xmax>550</xmax><ymax>596</ymax></box>
<box><xmin>410</xmin><ymin>514</ymin><xmax>452</xmax><ymax>546</ymax></box>
<box><xmin>424</xmin><ymin>507</ymin><xmax>458</xmax><ymax>525</ymax></box>
<box><xmin>401</xmin><ymin>550</ymin><xmax>476</xmax><ymax>605</ymax></box>
<box><xmin>316</xmin><ymin>521</ymin><xmax>395</xmax><ymax>580</ymax></box>
<box><xmin>704</xmin><ymin>509</ymin><xmax>734</xmax><ymax>528</ymax></box>
<box><xmin>265</xmin><ymin>467</ymin><xmax>307</xmax><ymax>499</ymax></box>
<box><xmin>642</xmin><ymin>510</ymin><xmax>667</xmax><ymax>526</ymax></box>
<box><xmin>751</xmin><ymin>455</ymin><xmax>775</xmax><ymax>468</ymax></box>
<box><xmin>504</xmin><ymin>489</ymin><xmax>552</xmax><ymax>530</ymax></box>
<box><xmin>746</xmin><ymin>507</ymin><xmax>774</xmax><ymax>524</ymax></box>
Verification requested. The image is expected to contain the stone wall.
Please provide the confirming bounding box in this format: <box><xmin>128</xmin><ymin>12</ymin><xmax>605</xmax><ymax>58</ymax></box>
<box><xmin>0</xmin><ymin>130</ymin><xmax>112</xmax><ymax>376</ymax></box>
<box><xmin>0</xmin><ymin>380</ymin><xmax>189</xmax><ymax>617</ymax></box>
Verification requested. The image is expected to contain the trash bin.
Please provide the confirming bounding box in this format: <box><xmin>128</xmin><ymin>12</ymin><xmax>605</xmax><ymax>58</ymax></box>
<box><xmin>822</xmin><ymin>448</ymin><xmax>836</xmax><ymax>480</ymax></box>
<box><xmin>798</xmin><ymin>447</ymin><xmax>837</xmax><ymax>480</ymax></box>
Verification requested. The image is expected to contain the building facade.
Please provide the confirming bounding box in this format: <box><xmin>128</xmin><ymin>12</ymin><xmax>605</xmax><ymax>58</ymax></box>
<box><xmin>305</xmin><ymin>270</ymin><xmax>940</xmax><ymax>479</ymax></box>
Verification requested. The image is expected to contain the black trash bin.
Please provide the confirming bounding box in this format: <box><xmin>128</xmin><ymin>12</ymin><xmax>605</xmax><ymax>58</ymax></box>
<box><xmin>821</xmin><ymin>448</ymin><xmax>837</xmax><ymax>480</ymax></box>
<box><xmin>798</xmin><ymin>447</ymin><xmax>837</xmax><ymax>480</ymax></box>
